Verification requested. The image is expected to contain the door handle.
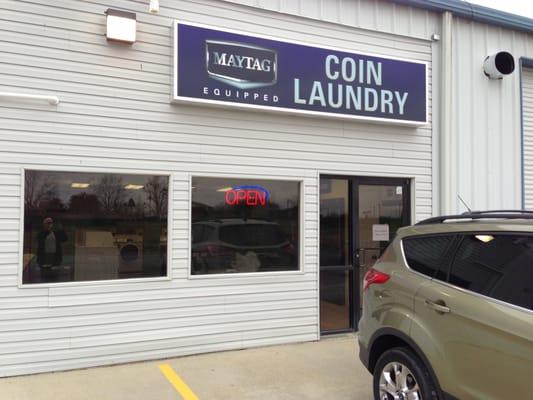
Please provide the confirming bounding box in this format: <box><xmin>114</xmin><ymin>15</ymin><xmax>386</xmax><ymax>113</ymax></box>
<box><xmin>425</xmin><ymin>299</ymin><xmax>451</xmax><ymax>314</ymax></box>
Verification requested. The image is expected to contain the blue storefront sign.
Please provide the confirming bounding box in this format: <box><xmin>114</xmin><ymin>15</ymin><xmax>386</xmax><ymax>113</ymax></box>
<box><xmin>173</xmin><ymin>22</ymin><xmax>428</xmax><ymax>125</ymax></box>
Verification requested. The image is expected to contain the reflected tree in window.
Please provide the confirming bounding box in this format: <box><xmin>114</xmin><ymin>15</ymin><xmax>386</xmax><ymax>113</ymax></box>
<box><xmin>24</xmin><ymin>170</ymin><xmax>57</xmax><ymax>210</ymax></box>
<box><xmin>69</xmin><ymin>193</ymin><xmax>101</xmax><ymax>214</ymax></box>
<box><xmin>93</xmin><ymin>174</ymin><xmax>125</xmax><ymax>214</ymax></box>
<box><xmin>144</xmin><ymin>176</ymin><xmax>168</xmax><ymax>218</ymax></box>
<box><xmin>22</xmin><ymin>170</ymin><xmax>169</xmax><ymax>284</ymax></box>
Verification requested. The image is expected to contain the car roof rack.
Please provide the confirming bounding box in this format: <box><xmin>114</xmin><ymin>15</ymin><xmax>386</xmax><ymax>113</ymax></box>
<box><xmin>416</xmin><ymin>210</ymin><xmax>533</xmax><ymax>225</ymax></box>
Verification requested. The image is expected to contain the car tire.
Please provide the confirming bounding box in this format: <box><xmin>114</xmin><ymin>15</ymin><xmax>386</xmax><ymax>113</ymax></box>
<box><xmin>373</xmin><ymin>347</ymin><xmax>439</xmax><ymax>400</ymax></box>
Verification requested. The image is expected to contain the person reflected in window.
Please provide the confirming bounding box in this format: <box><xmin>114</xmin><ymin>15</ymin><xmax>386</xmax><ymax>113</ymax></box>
<box><xmin>37</xmin><ymin>217</ymin><xmax>67</xmax><ymax>268</ymax></box>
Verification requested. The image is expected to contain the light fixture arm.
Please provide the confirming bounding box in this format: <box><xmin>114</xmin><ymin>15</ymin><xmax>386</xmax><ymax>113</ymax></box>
<box><xmin>0</xmin><ymin>92</ymin><xmax>59</xmax><ymax>105</ymax></box>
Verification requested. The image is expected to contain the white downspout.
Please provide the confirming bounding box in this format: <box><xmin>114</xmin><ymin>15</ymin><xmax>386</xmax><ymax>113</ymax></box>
<box><xmin>440</xmin><ymin>11</ymin><xmax>454</xmax><ymax>214</ymax></box>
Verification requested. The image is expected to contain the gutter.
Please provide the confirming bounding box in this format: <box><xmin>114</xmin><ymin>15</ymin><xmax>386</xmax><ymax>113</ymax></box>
<box><xmin>391</xmin><ymin>0</ymin><xmax>533</xmax><ymax>33</ymax></box>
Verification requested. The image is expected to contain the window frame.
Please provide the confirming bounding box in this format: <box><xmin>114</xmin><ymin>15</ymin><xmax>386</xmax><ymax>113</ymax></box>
<box><xmin>18</xmin><ymin>166</ymin><xmax>173</xmax><ymax>288</ymax></box>
<box><xmin>188</xmin><ymin>173</ymin><xmax>305</xmax><ymax>279</ymax></box>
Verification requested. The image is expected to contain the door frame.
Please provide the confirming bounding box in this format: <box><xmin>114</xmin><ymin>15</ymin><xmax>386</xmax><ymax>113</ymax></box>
<box><xmin>319</xmin><ymin>175</ymin><xmax>412</xmax><ymax>334</ymax></box>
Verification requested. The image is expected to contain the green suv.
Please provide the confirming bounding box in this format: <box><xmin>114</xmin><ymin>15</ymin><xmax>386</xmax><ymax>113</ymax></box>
<box><xmin>358</xmin><ymin>211</ymin><xmax>533</xmax><ymax>400</ymax></box>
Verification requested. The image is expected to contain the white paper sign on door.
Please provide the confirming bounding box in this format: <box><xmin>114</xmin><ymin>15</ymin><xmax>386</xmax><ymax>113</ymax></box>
<box><xmin>372</xmin><ymin>224</ymin><xmax>390</xmax><ymax>241</ymax></box>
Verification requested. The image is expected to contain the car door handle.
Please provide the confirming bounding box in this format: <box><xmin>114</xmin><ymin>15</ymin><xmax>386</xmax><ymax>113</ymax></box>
<box><xmin>425</xmin><ymin>299</ymin><xmax>451</xmax><ymax>314</ymax></box>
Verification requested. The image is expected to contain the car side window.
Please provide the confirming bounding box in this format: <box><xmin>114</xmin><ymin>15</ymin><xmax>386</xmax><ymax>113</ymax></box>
<box><xmin>450</xmin><ymin>234</ymin><xmax>533</xmax><ymax>311</ymax></box>
<box><xmin>402</xmin><ymin>235</ymin><xmax>455</xmax><ymax>279</ymax></box>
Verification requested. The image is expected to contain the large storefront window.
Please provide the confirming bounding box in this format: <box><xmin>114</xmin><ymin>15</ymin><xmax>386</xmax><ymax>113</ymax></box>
<box><xmin>191</xmin><ymin>177</ymin><xmax>300</xmax><ymax>275</ymax></box>
<box><xmin>22</xmin><ymin>170</ymin><xmax>169</xmax><ymax>284</ymax></box>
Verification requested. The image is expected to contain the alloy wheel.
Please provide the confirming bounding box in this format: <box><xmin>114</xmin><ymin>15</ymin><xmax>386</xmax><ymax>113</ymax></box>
<box><xmin>379</xmin><ymin>361</ymin><xmax>422</xmax><ymax>400</ymax></box>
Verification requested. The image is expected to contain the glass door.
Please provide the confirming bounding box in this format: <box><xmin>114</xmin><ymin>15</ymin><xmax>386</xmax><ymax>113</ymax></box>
<box><xmin>319</xmin><ymin>178</ymin><xmax>352</xmax><ymax>332</ymax></box>
<box><xmin>320</xmin><ymin>176</ymin><xmax>410</xmax><ymax>334</ymax></box>
<box><xmin>354</xmin><ymin>179</ymin><xmax>411</xmax><ymax>317</ymax></box>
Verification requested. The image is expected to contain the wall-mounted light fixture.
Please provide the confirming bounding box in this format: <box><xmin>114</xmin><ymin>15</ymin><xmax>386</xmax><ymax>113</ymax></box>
<box><xmin>149</xmin><ymin>0</ymin><xmax>160</xmax><ymax>14</ymax></box>
<box><xmin>105</xmin><ymin>9</ymin><xmax>136</xmax><ymax>44</ymax></box>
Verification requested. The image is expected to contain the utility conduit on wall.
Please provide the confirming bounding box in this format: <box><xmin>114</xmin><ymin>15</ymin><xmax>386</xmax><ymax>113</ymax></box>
<box><xmin>0</xmin><ymin>92</ymin><xmax>59</xmax><ymax>105</ymax></box>
<box><xmin>440</xmin><ymin>11</ymin><xmax>454</xmax><ymax>214</ymax></box>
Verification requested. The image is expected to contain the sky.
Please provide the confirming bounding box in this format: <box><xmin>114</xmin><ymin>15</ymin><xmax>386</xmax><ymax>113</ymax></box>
<box><xmin>467</xmin><ymin>0</ymin><xmax>533</xmax><ymax>19</ymax></box>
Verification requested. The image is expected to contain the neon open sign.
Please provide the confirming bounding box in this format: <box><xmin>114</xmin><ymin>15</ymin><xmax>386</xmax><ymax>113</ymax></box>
<box><xmin>225</xmin><ymin>185</ymin><xmax>270</xmax><ymax>207</ymax></box>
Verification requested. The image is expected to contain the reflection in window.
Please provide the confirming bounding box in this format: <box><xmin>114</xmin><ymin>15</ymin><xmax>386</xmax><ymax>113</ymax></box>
<box><xmin>23</xmin><ymin>170</ymin><xmax>169</xmax><ymax>284</ymax></box>
<box><xmin>403</xmin><ymin>235</ymin><xmax>455</xmax><ymax>279</ymax></box>
<box><xmin>319</xmin><ymin>178</ymin><xmax>349</xmax><ymax>267</ymax></box>
<box><xmin>449</xmin><ymin>234</ymin><xmax>533</xmax><ymax>311</ymax></box>
<box><xmin>191</xmin><ymin>177</ymin><xmax>300</xmax><ymax>274</ymax></box>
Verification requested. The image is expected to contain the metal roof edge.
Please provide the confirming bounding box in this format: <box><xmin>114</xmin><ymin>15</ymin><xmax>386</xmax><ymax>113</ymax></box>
<box><xmin>391</xmin><ymin>0</ymin><xmax>533</xmax><ymax>33</ymax></box>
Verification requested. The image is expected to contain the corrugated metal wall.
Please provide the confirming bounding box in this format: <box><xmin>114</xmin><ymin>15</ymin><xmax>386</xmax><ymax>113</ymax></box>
<box><xmin>523</xmin><ymin>68</ymin><xmax>533</xmax><ymax>209</ymax></box>
<box><xmin>222</xmin><ymin>0</ymin><xmax>441</xmax><ymax>40</ymax></box>
<box><xmin>0</xmin><ymin>0</ymin><xmax>433</xmax><ymax>376</ymax></box>
<box><xmin>448</xmin><ymin>17</ymin><xmax>533</xmax><ymax>213</ymax></box>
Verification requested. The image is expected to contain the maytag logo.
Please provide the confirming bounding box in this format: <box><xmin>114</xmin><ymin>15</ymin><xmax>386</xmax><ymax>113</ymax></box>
<box><xmin>206</xmin><ymin>40</ymin><xmax>277</xmax><ymax>89</ymax></box>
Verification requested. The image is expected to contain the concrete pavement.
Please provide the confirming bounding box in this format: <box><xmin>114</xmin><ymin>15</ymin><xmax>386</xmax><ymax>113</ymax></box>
<box><xmin>0</xmin><ymin>334</ymin><xmax>373</xmax><ymax>400</ymax></box>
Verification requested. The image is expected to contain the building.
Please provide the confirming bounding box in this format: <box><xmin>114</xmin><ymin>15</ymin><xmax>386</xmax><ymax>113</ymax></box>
<box><xmin>0</xmin><ymin>0</ymin><xmax>531</xmax><ymax>376</ymax></box>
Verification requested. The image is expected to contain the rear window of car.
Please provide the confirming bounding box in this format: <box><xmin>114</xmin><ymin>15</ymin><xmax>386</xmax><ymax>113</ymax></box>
<box><xmin>450</xmin><ymin>234</ymin><xmax>533</xmax><ymax>311</ymax></box>
<box><xmin>220</xmin><ymin>224</ymin><xmax>286</xmax><ymax>246</ymax></box>
<box><xmin>402</xmin><ymin>235</ymin><xmax>455</xmax><ymax>279</ymax></box>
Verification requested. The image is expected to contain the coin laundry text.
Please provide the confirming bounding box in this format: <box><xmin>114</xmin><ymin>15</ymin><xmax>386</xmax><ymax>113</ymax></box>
<box><xmin>293</xmin><ymin>55</ymin><xmax>409</xmax><ymax>115</ymax></box>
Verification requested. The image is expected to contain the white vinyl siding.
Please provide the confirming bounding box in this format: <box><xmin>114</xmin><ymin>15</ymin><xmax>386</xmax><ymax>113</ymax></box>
<box><xmin>523</xmin><ymin>68</ymin><xmax>533</xmax><ymax>209</ymax></box>
<box><xmin>0</xmin><ymin>0</ymin><xmax>432</xmax><ymax>376</ymax></box>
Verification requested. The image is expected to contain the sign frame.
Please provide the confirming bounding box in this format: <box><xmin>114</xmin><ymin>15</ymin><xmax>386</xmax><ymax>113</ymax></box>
<box><xmin>172</xmin><ymin>20</ymin><xmax>429</xmax><ymax>126</ymax></box>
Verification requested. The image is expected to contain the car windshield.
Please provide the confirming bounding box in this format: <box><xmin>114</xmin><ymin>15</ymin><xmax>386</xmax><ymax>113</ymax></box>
<box><xmin>220</xmin><ymin>224</ymin><xmax>286</xmax><ymax>246</ymax></box>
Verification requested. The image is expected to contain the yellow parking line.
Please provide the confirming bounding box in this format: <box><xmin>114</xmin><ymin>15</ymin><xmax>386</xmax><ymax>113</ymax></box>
<box><xmin>158</xmin><ymin>364</ymin><xmax>199</xmax><ymax>400</ymax></box>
